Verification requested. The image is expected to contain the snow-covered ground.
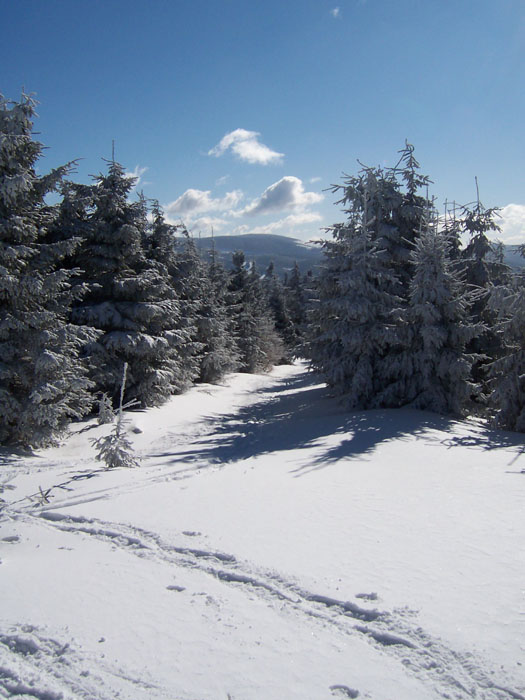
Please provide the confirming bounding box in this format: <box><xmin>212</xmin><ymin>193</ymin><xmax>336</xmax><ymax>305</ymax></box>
<box><xmin>1</xmin><ymin>362</ymin><xmax>524</xmax><ymax>700</ymax></box>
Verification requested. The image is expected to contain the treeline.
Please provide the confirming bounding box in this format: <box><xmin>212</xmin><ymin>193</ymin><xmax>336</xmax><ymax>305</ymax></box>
<box><xmin>0</xmin><ymin>94</ymin><xmax>308</xmax><ymax>448</ymax></box>
<box><xmin>2</xmin><ymin>93</ymin><xmax>524</xmax><ymax>451</ymax></box>
<box><xmin>304</xmin><ymin>143</ymin><xmax>525</xmax><ymax>432</ymax></box>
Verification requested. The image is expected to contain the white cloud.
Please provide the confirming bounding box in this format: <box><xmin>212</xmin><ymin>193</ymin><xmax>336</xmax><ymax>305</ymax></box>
<box><xmin>241</xmin><ymin>176</ymin><xmax>324</xmax><ymax>217</ymax></box>
<box><xmin>164</xmin><ymin>188</ymin><xmax>243</xmax><ymax>216</ymax></box>
<box><xmin>124</xmin><ymin>165</ymin><xmax>148</xmax><ymax>188</ymax></box>
<box><xmin>309</xmin><ymin>176</ymin><xmax>322</xmax><ymax>184</ymax></box>
<box><xmin>208</xmin><ymin>129</ymin><xmax>284</xmax><ymax>165</ymax></box>
<box><xmin>215</xmin><ymin>174</ymin><xmax>230</xmax><ymax>186</ymax></box>
<box><xmin>495</xmin><ymin>204</ymin><xmax>525</xmax><ymax>244</ymax></box>
<box><xmin>330</xmin><ymin>7</ymin><xmax>340</xmax><ymax>17</ymax></box>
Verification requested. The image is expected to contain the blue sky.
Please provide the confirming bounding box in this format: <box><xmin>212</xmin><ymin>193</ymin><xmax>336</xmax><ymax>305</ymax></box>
<box><xmin>2</xmin><ymin>0</ymin><xmax>524</xmax><ymax>242</ymax></box>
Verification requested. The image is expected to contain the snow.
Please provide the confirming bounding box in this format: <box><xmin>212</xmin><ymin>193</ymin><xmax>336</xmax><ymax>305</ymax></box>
<box><xmin>1</xmin><ymin>362</ymin><xmax>524</xmax><ymax>700</ymax></box>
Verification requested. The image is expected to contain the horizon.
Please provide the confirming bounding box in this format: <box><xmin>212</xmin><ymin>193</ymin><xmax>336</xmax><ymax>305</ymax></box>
<box><xmin>2</xmin><ymin>0</ymin><xmax>524</xmax><ymax>244</ymax></box>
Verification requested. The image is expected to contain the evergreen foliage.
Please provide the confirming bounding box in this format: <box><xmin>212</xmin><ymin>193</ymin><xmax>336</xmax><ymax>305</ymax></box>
<box><xmin>404</xmin><ymin>222</ymin><xmax>484</xmax><ymax>415</ymax></box>
<box><xmin>197</xmin><ymin>246</ymin><xmax>240</xmax><ymax>382</ymax></box>
<box><xmin>0</xmin><ymin>94</ymin><xmax>94</xmax><ymax>447</ymax></box>
<box><xmin>263</xmin><ymin>261</ymin><xmax>296</xmax><ymax>358</ymax></box>
<box><xmin>3</xmin><ymin>90</ymin><xmax>523</xmax><ymax>441</ymax></box>
<box><xmin>487</xmin><ymin>280</ymin><xmax>525</xmax><ymax>431</ymax></box>
<box><xmin>70</xmin><ymin>162</ymin><xmax>195</xmax><ymax>406</ymax></box>
<box><xmin>284</xmin><ymin>261</ymin><xmax>309</xmax><ymax>347</ymax></box>
<box><xmin>228</xmin><ymin>252</ymin><xmax>284</xmax><ymax>373</ymax></box>
<box><xmin>306</xmin><ymin>174</ymin><xmax>403</xmax><ymax>408</ymax></box>
<box><xmin>455</xmin><ymin>186</ymin><xmax>511</xmax><ymax>393</ymax></box>
<box><xmin>91</xmin><ymin>363</ymin><xmax>140</xmax><ymax>469</ymax></box>
<box><xmin>306</xmin><ymin>144</ymin><xmax>484</xmax><ymax>416</ymax></box>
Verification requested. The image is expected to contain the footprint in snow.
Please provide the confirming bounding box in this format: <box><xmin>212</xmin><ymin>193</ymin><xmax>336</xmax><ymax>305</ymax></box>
<box><xmin>330</xmin><ymin>685</ymin><xmax>359</xmax><ymax>698</ymax></box>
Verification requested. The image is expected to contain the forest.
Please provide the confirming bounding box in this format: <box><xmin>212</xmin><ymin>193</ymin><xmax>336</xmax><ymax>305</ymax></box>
<box><xmin>1</xmin><ymin>92</ymin><xmax>524</xmax><ymax>451</ymax></box>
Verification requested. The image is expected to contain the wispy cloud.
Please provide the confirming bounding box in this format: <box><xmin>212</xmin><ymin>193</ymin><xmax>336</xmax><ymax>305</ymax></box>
<box><xmin>240</xmin><ymin>176</ymin><xmax>323</xmax><ymax>216</ymax></box>
<box><xmin>309</xmin><ymin>176</ymin><xmax>322</xmax><ymax>184</ymax></box>
<box><xmin>330</xmin><ymin>7</ymin><xmax>340</xmax><ymax>18</ymax></box>
<box><xmin>124</xmin><ymin>165</ymin><xmax>149</xmax><ymax>188</ymax></box>
<box><xmin>164</xmin><ymin>188</ymin><xmax>243</xmax><ymax>216</ymax></box>
<box><xmin>208</xmin><ymin>129</ymin><xmax>284</xmax><ymax>165</ymax></box>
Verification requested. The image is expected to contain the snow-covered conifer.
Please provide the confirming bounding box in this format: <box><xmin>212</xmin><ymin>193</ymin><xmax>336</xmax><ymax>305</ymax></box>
<box><xmin>197</xmin><ymin>247</ymin><xmax>240</xmax><ymax>382</ymax></box>
<box><xmin>163</xmin><ymin>225</ymin><xmax>237</xmax><ymax>384</ymax></box>
<box><xmin>263</xmin><ymin>261</ymin><xmax>296</xmax><ymax>358</ymax></box>
<box><xmin>228</xmin><ymin>252</ymin><xmax>284</xmax><ymax>373</ymax></box>
<box><xmin>306</xmin><ymin>175</ymin><xmax>402</xmax><ymax>408</ymax></box>
<box><xmin>403</xmin><ymin>219</ymin><xmax>484</xmax><ymax>415</ymax></box>
<box><xmin>91</xmin><ymin>363</ymin><xmax>140</xmax><ymax>468</ymax></box>
<box><xmin>457</xmin><ymin>185</ymin><xmax>511</xmax><ymax>392</ymax></box>
<box><xmin>285</xmin><ymin>261</ymin><xmax>309</xmax><ymax>347</ymax></box>
<box><xmin>145</xmin><ymin>209</ymin><xmax>201</xmax><ymax>388</ymax></box>
<box><xmin>71</xmin><ymin>162</ymin><xmax>195</xmax><ymax>406</ymax></box>
<box><xmin>0</xmin><ymin>93</ymin><xmax>95</xmax><ymax>447</ymax></box>
<box><xmin>487</xmin><ymin>281</ymin><xmax>525</xmax><ymax>431</ymax></box>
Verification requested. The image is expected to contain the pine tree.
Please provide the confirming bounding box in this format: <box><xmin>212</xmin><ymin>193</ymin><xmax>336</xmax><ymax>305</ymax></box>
<box><xmin>487</xmin><ymin>279</ymin><xmax>525</xmax><ymax>432</ymax></box>
<box><xmin>197</xmin><ymin>247</ymin><xmax>240</xmax><ymax>382</ymax></box>
<box><xmin>306</xmin><ymin>178</ymin><xmax>402</xmax><ymax>408</ymax></box>
<box><xmin>167</xmin><ymin>227</ymin><xmax>239</xmax><ymax>384</ymax></box>
<box><xmin>263</xmin><ymin>261</ymin><xmax>296</xmax><ymax>358</ymax></box>
<box><xmin>91</xmin><ymin>363</ymin><xmax>140</xmax><ymax>469</ymax></box>
<box><xmin>0</xmin><ymin>93</ymin><xmax>94</xmax><ymax>447</ymax></box>
<box><xmin>457</xmin><ymin>182</ymin><xmax>511</xmax><ymax>392</ymax></box>
<box><xmin>228</xmin><ymin>252</ymin><xmax>284</xmax><ymax>373</ymax></box>
<box><xmin>403</xmin><ymin>219</ymin><xmax>484</xmax><ymax>415</ymax></box>
<box><xmin>145</xmin><ymin>208</ymin><xmax>201</xmax><ymax>388</ymax></box>
<box><xmin>306</xmin><ymin>144</ymin><xmax>455</xmax><ymax>410</ymax></box>
<box><xmin>285</xmin><ymin>261</ymin><xmax>308</xmax><ymax>347</ymax></box>
<box><xmin>71</xmin><ymin>161</ymin><xmax>194</xmax><ymax>406</ymax></box>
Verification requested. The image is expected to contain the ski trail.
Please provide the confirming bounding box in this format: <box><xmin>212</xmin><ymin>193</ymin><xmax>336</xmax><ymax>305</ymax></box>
<box><xmin>18</xmin><ymin>509</ymin><xmax>524</xmax><ymax>700</ymax></box>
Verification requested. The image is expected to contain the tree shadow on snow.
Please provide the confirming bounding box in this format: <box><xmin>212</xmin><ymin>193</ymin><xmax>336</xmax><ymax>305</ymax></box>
<box><xmin>0</xmin><ymin>445</ymin><xmax>39</xmax><ymax>466</ymax></box>
<box><xmin>150</xmin><ymin>367</ymin><xmax>524</xmax><ymax>474</ymax></box>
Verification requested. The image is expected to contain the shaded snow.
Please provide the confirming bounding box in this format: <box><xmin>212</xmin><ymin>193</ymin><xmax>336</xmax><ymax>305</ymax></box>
<box><xmin>1</xmin><ymin>363</ymin><xmax>524</xmax><ymax>699</ymax></box>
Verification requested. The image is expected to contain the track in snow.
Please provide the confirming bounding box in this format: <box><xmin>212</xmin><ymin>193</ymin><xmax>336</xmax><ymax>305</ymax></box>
<box><xmin>3</xmin><ymin>508</ymin><xmax>519</xmax><ymax>700</ymax></box>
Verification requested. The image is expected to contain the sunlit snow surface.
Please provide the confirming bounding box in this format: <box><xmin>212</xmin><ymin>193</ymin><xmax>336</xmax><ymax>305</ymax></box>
<box><xmin>1</xmin><ymin>363</ymin><xmax>524</xmax><ymax>700</ymax></box>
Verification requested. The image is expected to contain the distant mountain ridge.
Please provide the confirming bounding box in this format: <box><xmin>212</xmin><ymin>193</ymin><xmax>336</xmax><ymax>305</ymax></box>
<box><xmin>193</xmin><ymin>233</ymin><xmax>323</xmax><ymax>276</ymax></box>
<box><xmin>501</xmin><ymin>245</ymin><xmax>525</xmax><ymax>269</ymax></box>
<box><xmin>190</xmin><ymin>233</ymin><xmax>524</xmax><ymax>277</ymax></box>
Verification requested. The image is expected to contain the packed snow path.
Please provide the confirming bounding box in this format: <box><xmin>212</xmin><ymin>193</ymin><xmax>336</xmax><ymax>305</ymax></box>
<box><xmin>1</xmin><ymin>363</ymin><xmax>524</xmax><ymax>699</ymax></box>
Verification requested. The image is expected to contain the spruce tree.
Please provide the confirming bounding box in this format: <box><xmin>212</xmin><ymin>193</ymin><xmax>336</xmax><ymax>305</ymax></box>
<box><xmin>228</xmin><ymin>252</ymin><xmax>284</xmax><ymax>373</ymax></box>
<box><xmin>71</xmin><ymin>161</ymin><xmax>194</xmax><ymax>406</ymax></box>
<box><xmin>0</xmin><ymin>94</ymin><xmax>94</xmax><ymax>447</ymax></box>
<box><xmin>403</xmin><ymin>220</ymin><xmax>484</xmax><ymax>415</ymax></box>
<box><xmin>487</xmin><ymin>280</ymin><xmax>525</xmax><ymax>432</ymax></box>
<box><xmin>145</xmin><ymin>208</ymin><xmax>200</xmax><ymax>388</ymax></box>
<box><xmin>263</xmin><ymin>261</ymin><xmax>296</xmax><ymax>358</ymax></box>
<box><xmin>457</xmin><ymin>184</ymin><xmax>511</xmax><ymax>393</ymax></box>
<box><xmin>306</xmin><ymin>177</ymin><xmax>402</xmax><ymax>408</ymax></box>
<box><xmin>197</xmin><ymin>247</ymin><xmax>240</xmax><ymax>382</ymax></box>
<box><xmin>285</xmin><ymin>261</ymin><xmax>308</xmax><ymax>348</ymax></box>
<box><xmin>306</xmin><ymin>144</ymin><xmax>448</xmax><ymax>410</ymax></box>
<box><xmin>169</xmin><ymin>227</ymin><xmax>239</xmax><ymax>384</ymax></box>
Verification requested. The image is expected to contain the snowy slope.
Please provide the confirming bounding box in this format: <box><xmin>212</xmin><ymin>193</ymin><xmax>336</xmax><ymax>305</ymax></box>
<box><xmin>1</xmin><ymin>363</ymin><xmax>524</xmax><ymax>700</ymax></box>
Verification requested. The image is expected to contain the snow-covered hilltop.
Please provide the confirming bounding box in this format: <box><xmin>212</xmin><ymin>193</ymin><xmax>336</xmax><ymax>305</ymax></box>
<box><xmin>1</xmin><ymin>363</ymin><xmax>524</xmax><ymax>700</ymax></box>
